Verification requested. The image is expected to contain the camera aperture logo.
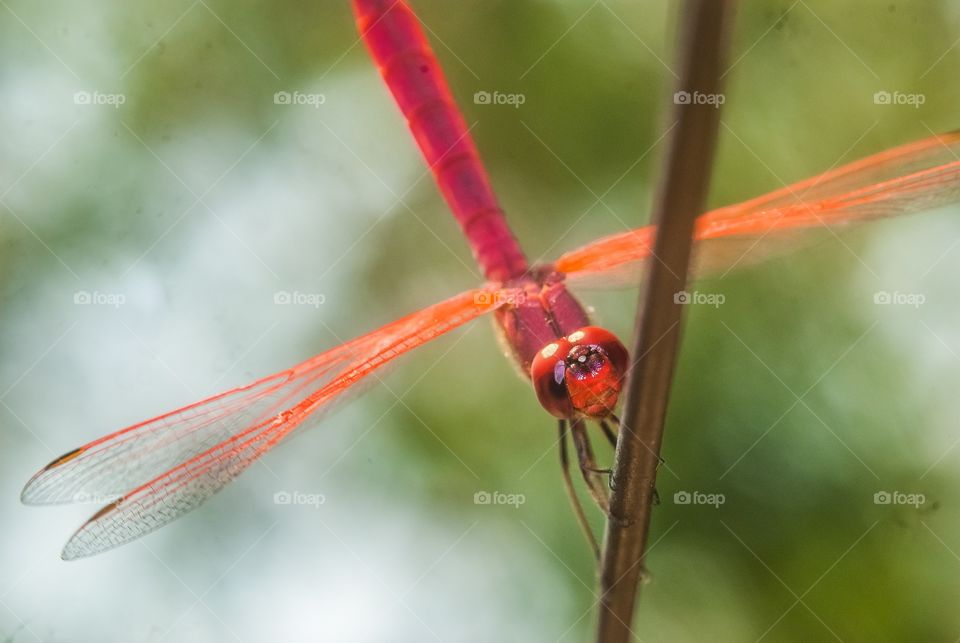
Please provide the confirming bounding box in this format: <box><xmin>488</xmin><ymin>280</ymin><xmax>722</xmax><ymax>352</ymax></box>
<box><xmin>674</xmin><ymin>290</ymin><xmax>725</xmax><ymax>308</ymax></box>
<box><xmin>273</xmin><ymin>490</ymin><xmax>326</xmax><ymax>508</ymax></box>
<box><xmin>873</xmin><ymin>290</ymin><xmax>925</xmax><ymax>308</ymax></box>
<box><xmin>74</xmin><ymin>90</ymin><xmax>126</xmax><ymax>108</ymax></box>
<box><xmin>72</xmin><ymin>491</ymin><xmax>120</xmax><ymax>505</ymax></box>
<box><xmin>873</xmin><ymin>90</ymin><xmax>925</xmax><ymax>108</ymax></box>
<box><xmin>874</xmin><ymin>490</ymin><xmax>925</xmax><ymax>508</ymax></box>
<box><xmin>274</xmin><ymin>91</ymin><xmax>326</xmax><ymax>108</ymax></box>
<box><xmin>673</xmin><ymin>490</ymin><xmax>725</xmax><ymax>508</ymax></box>
<box><xmin>274</xmin><ymin>290</ymin><xmax>326</xmax><ymax>308</ymax></box>
<box><xmin>473</xmin><ymin>490</ymin><xmax>525</xmax><ymax>508</ymax></box>
<box><xmin>473</xmin><ymin>90</ymin><xmax>526</xmax><ymax>109</ymax></box>
<box><xmin>473</xmin><ymin>290</ymin><xmax>527</xmax><ymax>306</ymax></box>
<box><xmin>673</xmin><ymin>90</ymin><xmax>725</xmax><ymax>108</ymax></box>
<box><xmin>74</xmin><ymin>290</ymin><xmax>125</xmax><ymax>308</ymax></box>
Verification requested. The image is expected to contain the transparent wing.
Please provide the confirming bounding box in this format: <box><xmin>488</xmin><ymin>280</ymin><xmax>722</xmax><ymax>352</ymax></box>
<box><xmin>555</xmin><ymin>131</ymin><xmax>960</xmax><ymax>286</ymax></box>
<box><xmin>22</xmin><ymin>363</ymin><xmax>346</xmax><ymax>507</ymax></box>
<box><xmin>22</xmin><ymin>286</ymin><xmax>513</xmax><ymax>559</ymax></box>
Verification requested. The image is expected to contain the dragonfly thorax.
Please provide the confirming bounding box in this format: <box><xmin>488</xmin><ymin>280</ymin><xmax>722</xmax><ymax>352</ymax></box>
<box><xmin>530</xmin><ymin>326</ymin><xmax>628</xmax><ymax>419</ymax></box>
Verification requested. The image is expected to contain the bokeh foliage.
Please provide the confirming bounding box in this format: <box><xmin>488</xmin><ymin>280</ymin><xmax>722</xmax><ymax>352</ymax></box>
<box><xmin>2</xmin><ymin>1</ymin><xmax>960</xmax><ymax>640</ymax></box>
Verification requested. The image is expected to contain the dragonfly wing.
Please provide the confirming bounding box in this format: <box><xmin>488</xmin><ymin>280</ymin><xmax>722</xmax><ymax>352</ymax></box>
<box><xmin>707</xmin><ymin>130</ymin><xmax>960</xmax><ymax>220</ymax></box>
<box><xmin>61</xmin><ymin>414</ymin><xmax>291</xmax><ymax>560</ymax></box>
<box><xmin>556</xmin><ymin>131</ymin><xmax>960</xmax><ymax>286</ymax></box>
<box><xmin>23</xmin><ymin>286</ymin><xmax>513</xmax><ymax>559</ymax></box>
<box><xmin>22</xmin><ymin>370</ymin><xmax>335</xmax><ymax>506</ymax></box>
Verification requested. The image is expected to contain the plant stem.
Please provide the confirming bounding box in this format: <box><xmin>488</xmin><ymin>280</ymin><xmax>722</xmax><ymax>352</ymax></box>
<box><xmin>595</xmin><ymin>1</ymin><xmax>734</xmax><ymax>640</ymax></box>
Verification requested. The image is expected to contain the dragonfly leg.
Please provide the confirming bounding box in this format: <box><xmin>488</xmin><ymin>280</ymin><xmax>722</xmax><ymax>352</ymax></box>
<box><xmin>570</xmin><ymin>418</ymin><xmax>610</xmax><ymax>514</ymax></box>
<box><xmin>599</xmin><ymin>419</ymin><xmax>617</xmax><ymax>448</ymax></box>
<box><xmin>558</xmin><ymin>420</ymin><xmax>600</xmax><ymax>560</ymax></box>
<box><xmin>611</xmin><ymin>413</ymin><xmax>667</xmax><ymax>467</ymax></box>
<box><xmin>610</xmin><ymin>415</ymin><xmax>665</xmax><ymax>500</ymax></box>
<box><xmin>585</xmin><ymin>467</ymin><xmax>612</xmax><ymax>475</ymax></box>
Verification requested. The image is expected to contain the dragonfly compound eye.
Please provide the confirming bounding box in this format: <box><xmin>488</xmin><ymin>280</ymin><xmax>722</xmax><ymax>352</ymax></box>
<box><xmin>530</xmin><ymin>326</ymin><xmax>628</xmax><ymax>419</ymax></box>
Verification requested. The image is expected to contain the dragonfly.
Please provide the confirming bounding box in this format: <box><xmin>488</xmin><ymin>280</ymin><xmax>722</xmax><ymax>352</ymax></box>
<box><xmin>22</xmin><ymin>0</ymin><xmax>960</xmax><ymax>560</ymax></box>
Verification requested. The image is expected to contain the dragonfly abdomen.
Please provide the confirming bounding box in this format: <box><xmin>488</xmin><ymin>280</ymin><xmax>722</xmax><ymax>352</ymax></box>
<box><xmin>353</xmin><ymin>0</ymin><xmax>528</xmax><ymax>282</ymax></box>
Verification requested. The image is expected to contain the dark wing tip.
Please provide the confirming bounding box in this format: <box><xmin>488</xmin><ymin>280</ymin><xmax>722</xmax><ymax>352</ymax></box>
<box><xmin>42</xmin><ymin>447</ymin><xmax>86</xmax><ymax>470</ymax></box>
<box><xmin>21</xmin><ymin>447</ymin><xmax>88</xmax><ymax>505</ymax></box>
<box><xmin>60</xmin><ymin>499</ymin><xmax>123</xmax><ymax>561</ymax></box>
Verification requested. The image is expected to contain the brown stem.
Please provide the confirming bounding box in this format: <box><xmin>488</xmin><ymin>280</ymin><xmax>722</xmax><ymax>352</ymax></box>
<box><xmin>595</xmin><ymin>1</ymin><xmax>734</xmax><ymax>641</ymax></box>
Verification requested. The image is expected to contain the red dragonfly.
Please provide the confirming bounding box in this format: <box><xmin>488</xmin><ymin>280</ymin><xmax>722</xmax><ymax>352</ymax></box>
<box><xmin>22</xmin><ymin>0</ymin><xmax>960</xmax><ymax>560</ymax></box>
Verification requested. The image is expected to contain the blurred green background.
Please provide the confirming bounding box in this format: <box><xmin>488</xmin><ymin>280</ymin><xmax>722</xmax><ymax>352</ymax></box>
<box><xmin>2</xmin><ymin>0</ymin><xmax>960</xmax><ymax>641</ymax></box>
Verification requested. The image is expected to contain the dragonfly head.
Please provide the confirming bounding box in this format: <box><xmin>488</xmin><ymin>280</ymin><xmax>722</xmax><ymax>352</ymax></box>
<box><xmin>530</xmin><ymin>327</ymin><xmax>629</xmax><ymax>419</ymax></box>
